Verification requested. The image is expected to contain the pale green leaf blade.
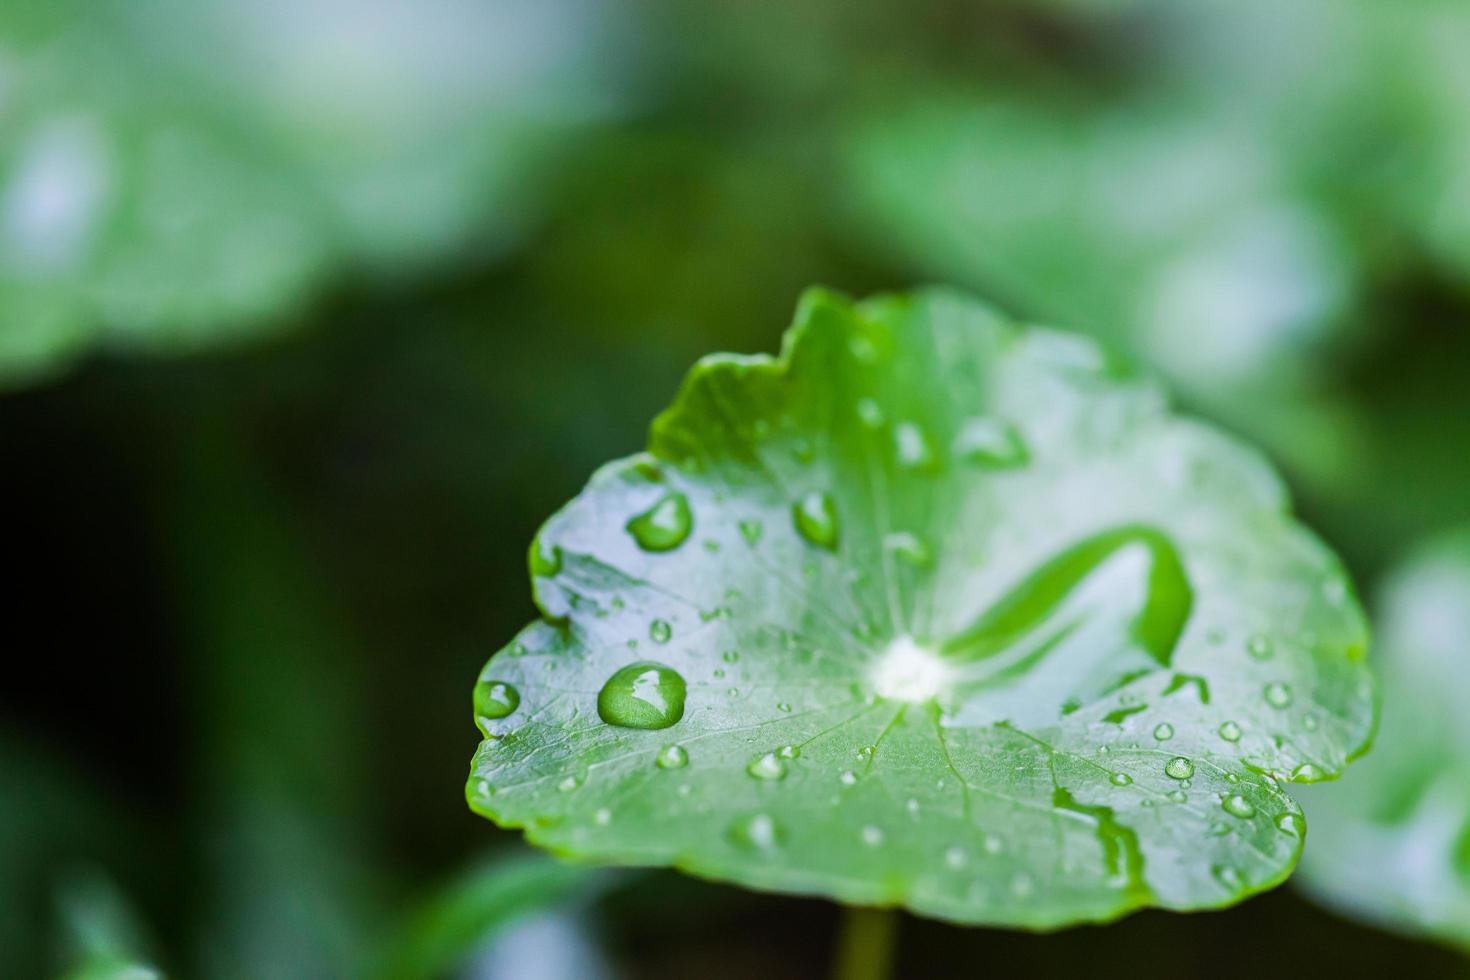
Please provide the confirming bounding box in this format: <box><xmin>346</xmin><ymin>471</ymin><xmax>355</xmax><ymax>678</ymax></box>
<box><xmin>468</xmin><ymin>287</ymin><xmax>1373</xmax><ymax>929</ymax></box>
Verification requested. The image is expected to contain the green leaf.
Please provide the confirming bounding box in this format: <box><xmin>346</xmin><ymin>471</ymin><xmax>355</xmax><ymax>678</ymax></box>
<box><xmin>0</xmin><ymin>0</ymin><xmax>621</xmax><ymax>387</ymax></box>
<box><xmin>467</xmin><ymin>287</ymin><xmax>1374</xmax><ymax>929</ymax></box>
<box><xmin>1298</xmin><ymin>531</ymin><xmax>1470</xmax><ymax>952</ymax></box>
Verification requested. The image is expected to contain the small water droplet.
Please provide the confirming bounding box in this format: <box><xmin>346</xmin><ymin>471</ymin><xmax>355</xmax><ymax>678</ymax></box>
<box><xmin>722</xmin><ymin>650</ymin><xmax>740</xmax><ymax>664</ymax></box>
<box><xmin>792</xmin><ymin>491</ymin><xmax>839</xmax><ymax>550</ymax></box>
<box><xmin>1165</xmin><ymin>757</ymin><xmax>1195</xmax><ymax>780</ymax></box>
<box><xmin>1218</xmin><ymin>721</ymin><xmax>1243</xmax><ymax>742</ymax></box>
<box><xmin>473</xmin><ymin>679</ymin><xmax>520</xmax><ymax>727</ymax></box>
<box><xmin>945</xmin><ymin>846</ymin><xmax>967</xmax><ymax>869</ymax></box>
<box><xmin>1010</xmin><ymin>872</ymin><xmax>1035</xmax><ymax>898</ymax></box>
<box><xmin>1212</xmin><ymin>865</ymin><xmax>1244</xmax><ymax>890</ymax></box>
<box><xmin>558</xmin><ymin>774</ymin><xmax>582</xmax><ymax>793</ymax></box>
<box><xmin>953</xmin><ymin>416</ymin><xmax>1028</xmax><ymax>468</ymax></box>
<box><xmin>747</xmin><ymin>752</ymin><xmax>788</xmax><ymax>781</ymax></box>
<box><xmin>1291</xmin><ymin>762</ymin><xmax>1327</xmax><ymax>783</ymax></box>
<box><xmin>1264</xmin><ymin>682</ymin><xmax>1294</xmax><ymax>709</ymax></box>
<box><xmin>777</xmin><ymin>702</ymin><xmax>792</xmax><ymax>713</ymax></box>
<box><xmin>508</xmin><ymin>642</ymin><xmax>527</xmax><ymax>657</ymax></box>
<box><xmin>856</xmin><ymin>398</ymin><xmax>885</xmax><ymax>428</ymax></box>
<box><xmin>597</xmin><ymin>662</ymin><xmax>687</xmax><ymax>730</ymax></box>
<box><xmin>856</xmin><ymin>745</ymin><xmax>875</xmax><ymax>763</ymax></box>
<box><xmin>626</xmin><ymin>492</ymin><xmax>693</xmax><ymax>551</ymax></box>
<box><xmin>983</xmin><ymin>834</ymin><xmax>1005</xmax><ymax>855</ymax></box>
<box><xmin>894</xmin><ymin>421</ymin><xmax>938</xmax><ymax>471</ymax></box>
<box><xmin>649</xmin><ymin>619</ymin><xmax>672</xmax><ymax>644</ymax></box>
<box><xmin>656</xmin><ymin>744</ymin><xmax>689</xmax><ymax>770</ymax></box>
<box><xmin>1247</xmin><ymin>635</ymin><xmax>1274</xmax><ymax>660</ymax></box>
<box><xmin>738</xmin><ymin>519</ymin><xmax>763</xmax><ymax>546</ymax></box>
<box><xmin>1276</xmin><ymin>813</ymin><xmax>1304</xmax><ymax>836</ymax></box>
<box><xmin>1166</xmin><ymin>789</ymin><xmax>1187</xmax><ymax>804</ymax></box>
<box><xmin>594</xmin><ymin>808</ymin><xmax>612</xmax><ymax>826</ymax></box>
<box><xmin>1225</xmin><ymin>772</ymin><xmax>1239</xmax><ymax>784</ymax></box>
<box><xmin>730</xmin><ymin>813</ymin><xmax>781</xmax><ymax>851</ymax></box>
<box><xmin>1153</xmin><ymin>723</ymin><xmax>1175</xmax><ymax>741</ymax></box>
<box><xmin>1111</xmin><ymin>772</ymin><xmax>1133</xmax><ymax>786</ymax></box>
<box><xmin>883</xmin><ymin>531</ymin><xmax>932</xmax><ymax>567</ymax></box>
<box><xmin>839</xmin><ymin>770</ymin><xmax>858</xmax><ymax>786</ymax></box>
<box><xmin>1222</xmin><ymin>795</ymin><xmax>1256</xmax><ymax>819</ymax></box>
<box><xmin>1302</xmin><ymin>712</ymin><xmax>1319</xmax><ymax>731</ymax></box>
<box><xmin>861</xmin><ymin>825</ymin><xmax>884</xmax><ymax>846</ymax></box>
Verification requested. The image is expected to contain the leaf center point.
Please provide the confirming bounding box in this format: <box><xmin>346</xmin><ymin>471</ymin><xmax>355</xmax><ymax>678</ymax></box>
<box><xmin>871</xmin><ymin>635</ymin><xmax>951</xmax><ymax>703</ymax></box>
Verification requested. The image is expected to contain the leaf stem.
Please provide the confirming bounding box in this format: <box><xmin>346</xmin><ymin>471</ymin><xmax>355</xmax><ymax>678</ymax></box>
<box><xmin>831</xmin><ymin>906</ymin><xmax>899</xmax><ymax>980</ymax></box>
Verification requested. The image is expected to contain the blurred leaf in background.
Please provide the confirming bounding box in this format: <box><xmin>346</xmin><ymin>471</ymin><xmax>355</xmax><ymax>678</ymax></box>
<box><xmin>841</xmin><ymin>0</ymin><xmax>1470</xmax><ymax>550</ymax></box>
<box><xmin>0</xmin><ymin>0</ymin><xmax>631</xmax><ymax>385</ymax></box>
<box><xmin>1299</xmin><ymin>531</ymin><xmax>1470</xmax><ymax>952</ymax></box>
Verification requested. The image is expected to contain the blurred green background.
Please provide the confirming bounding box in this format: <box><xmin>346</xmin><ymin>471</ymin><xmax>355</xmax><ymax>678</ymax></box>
<box><xmin>2</xmin><ymin>0</ymin><xmax>1468</xmax><ymax>976</ymax></box>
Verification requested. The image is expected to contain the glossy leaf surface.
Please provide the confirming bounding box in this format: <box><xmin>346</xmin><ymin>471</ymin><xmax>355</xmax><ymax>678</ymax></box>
<box><xmin>468</xmin><ymin>288</ymin><xmax>1374</xmax><ymax>928</ymax></box>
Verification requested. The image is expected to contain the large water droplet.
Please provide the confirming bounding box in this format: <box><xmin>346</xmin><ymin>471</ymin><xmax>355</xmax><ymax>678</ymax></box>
<box><xmin>792</xmin><ymin>491</ymin><xmax>839</xmax><ymax>550</ymax></box>
<box><xmin>1263</xmin><ymin>682</ymin><xmax>1294</xmax><ymax>709</ymax></box>
<box><xmin>474</xmin><ymin>679</ymin><xmax>520</xmax><ymax>725</ymax></box>
<box><xmin>656</xmin><ymin>744</ymin><xmax>689</xmax><ymax>770</ymax></box>
<box><xmin>746</xmin><ymin>752</ymin><xmax>787</xmax><ymax>781</ymax></box>
<box><xmin>953</xmin><ymin>416</ymin><xmax>1028</xmax><ymax>468</ymax></box>
<box><xmin>1222</xmin><ymin>795</ymin><xmax>1256</xmax><ymax>819</ymax></box>
<box><xmin>1165</xmin><ymin>757</ymin><xmax>1195</xmax><ymax>780</ymax></box>
<box><xmin>597</xmin><ymin>662</ymin><xmax>687</xmax><ymax>730</ymax></box>
<box><xmin>626</xmin><ymin>492</ymin><xmax>693</xmax><ymax>551</ymax></box>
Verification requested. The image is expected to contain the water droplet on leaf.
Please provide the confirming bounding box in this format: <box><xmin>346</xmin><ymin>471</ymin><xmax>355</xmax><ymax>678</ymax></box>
<box><xmin>656</xmin><ymin>745</ymin><xmax>689</xmax><ymax>770</ymax></box>
<box><xmin>792</xmin><ymin>491</ymin><xmax>839</xmax><ymax>550</ymax></box>
<box><xmin>1165</xmin><ymin>757</ymin><xmax>1195</xmax><ymax>780</ymax></box>
<box><xmin>894</xmin><ymin>421</ymin><xmax>938</xmax><ymax>471</ymax></box>
<box><xmin>953</xmin><ymin>416</ymin><xmax>1028</xmax><ymax>468</ymax></box>
<box><xmin>1222</xmin><ymin>795</ymin><xmax>1256</xmax><ymax>819</ymax></box>
<box><xmin>474</xmin><ymin>679</ymin><xmax>520</xmax><ymax>725</ymax></box>
<box><xmin>747</xmin><ymin>752</ymin><xmax>788</xmax><ymax>781</ymax></box>
<box><xmin>597</xmin><ymin>662</ymin><xmax>687</xmax><ymax>730</ymax></box>
<box><xmin>626</xmin><ymin>492</ymin><xmax>693</xmax><ymax>551</ymax></box>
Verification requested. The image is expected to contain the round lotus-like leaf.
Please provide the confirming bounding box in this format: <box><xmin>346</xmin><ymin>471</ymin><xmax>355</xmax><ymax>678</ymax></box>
<box><xmin>467</xmin><ymin>287</ymin><xmax>1373</xmax><ymax>929</ymax></box>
